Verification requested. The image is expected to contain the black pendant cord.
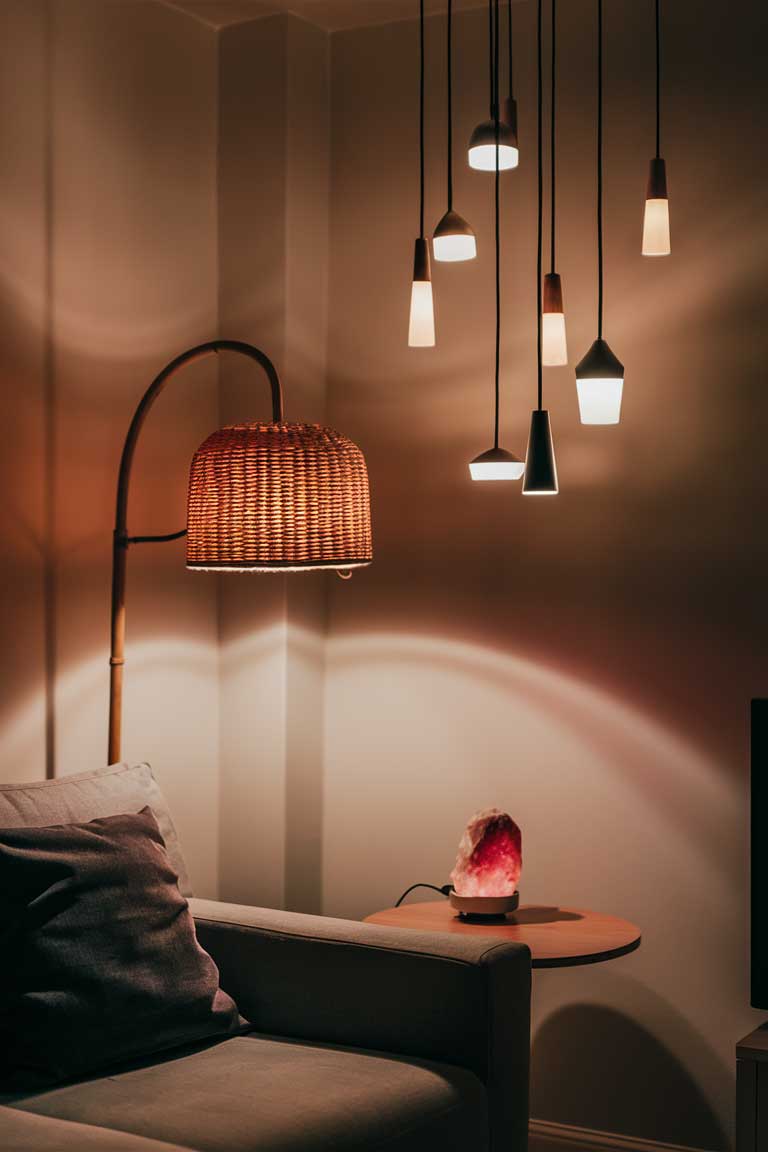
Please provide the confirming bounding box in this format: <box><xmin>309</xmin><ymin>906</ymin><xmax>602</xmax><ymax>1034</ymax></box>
<box><xmin>493</xmin><ymin>0</ymin><xmax>501</xmax><ymax>446</ymax></box>
<box><xmin>597</xmin><ymin>0</ymin><xmax>604</xmax><ymax>340</ymax></box>
<box><xmin>487</xmin><ymin>0</ymin><xmax>495</xmax><ymax>118</ymax></box>
<box><xmin>536</xmin><ymin>0</ymin><xmax>543</xmax><ymax>409</ymax></box>
<box><xmin>419</xmin><ymin>0</ymin><xmax>425</xmax><ymax>237</ymax></box>
<box><xmin>655</xmin><ymin>0</ymin><xmax>661</xmax><ymax>158</ymax></box>
<box><xmin>507</xmin><ymin>0</ymin><xmax>514</xmax><ymax>98</ymax></box>
<box><xmin>446</xmin><ymin>0</ymin><xmax>453</xmax><ymax>210</ymax></box>
<box><xmin>549</xmin><ymin>0</ymin><xmax>557</xmax><ymax>273</ymax></box>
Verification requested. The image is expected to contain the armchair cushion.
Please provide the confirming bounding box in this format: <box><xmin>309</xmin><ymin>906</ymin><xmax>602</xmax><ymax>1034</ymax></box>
<box><xmin>0</xmin><ymin>810</ymin><xmax>239</xmax><ymax>1090</ymax></box>
<box><xmin>8</xmin><ymin>1033</ymin><xmax>488</xmax><ymax>1152</ymax></box>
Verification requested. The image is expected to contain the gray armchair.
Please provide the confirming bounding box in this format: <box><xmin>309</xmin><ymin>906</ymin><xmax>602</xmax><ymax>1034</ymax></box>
<box><xmin>4</xmin><ymin>898</ymin><xmax>531</xmax><ymax>1152</ymax></box>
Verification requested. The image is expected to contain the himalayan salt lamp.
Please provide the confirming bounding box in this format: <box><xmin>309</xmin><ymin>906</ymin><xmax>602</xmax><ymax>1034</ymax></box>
<box><xmin>450</xmin><ymin>808</ymin><xmax>522</xmax><ymax>898</ymax></box>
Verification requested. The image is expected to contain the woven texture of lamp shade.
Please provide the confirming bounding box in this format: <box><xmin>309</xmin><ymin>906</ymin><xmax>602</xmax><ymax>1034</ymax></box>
<box><xmin>186</xmin><ymin>422</ymin><xmax>372</xmax><ymax>572</ymax></box>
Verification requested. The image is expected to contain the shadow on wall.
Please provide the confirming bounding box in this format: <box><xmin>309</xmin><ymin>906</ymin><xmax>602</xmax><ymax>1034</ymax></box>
<box><xmin>531</xmin><ymin>1003</ymin><xmax>727</xmax><ymax>1150</ymax></box>
<box><xmin>321</xmin><ymin>629</ymin><xmax>756</xmax><ymax>1141</ymax></box>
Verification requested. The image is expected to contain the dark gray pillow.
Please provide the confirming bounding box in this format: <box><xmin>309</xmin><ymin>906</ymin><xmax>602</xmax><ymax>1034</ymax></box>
<box><xmin>0</xmin><ymin>808</ymin><xmax>240</xmax><ymax>1090</ymax></box>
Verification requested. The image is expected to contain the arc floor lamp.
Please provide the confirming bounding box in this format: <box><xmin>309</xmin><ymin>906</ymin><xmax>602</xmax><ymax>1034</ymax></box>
<box><xmin>108</xmin><ymin>339</ymin><xmax>372</xmax><ymax>764</ymax></box>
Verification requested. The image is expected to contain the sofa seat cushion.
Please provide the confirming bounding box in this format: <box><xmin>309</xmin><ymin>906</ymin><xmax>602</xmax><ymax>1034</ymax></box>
<box><xmin>0</xmin><ymin>1104</ymin><xmax>193</xmax><ymax>1151</ymax></box>
<box><xmin>8</xmin><ymin>1033</ymin><xmax>488</xmax><ymax>1152</ymax></box>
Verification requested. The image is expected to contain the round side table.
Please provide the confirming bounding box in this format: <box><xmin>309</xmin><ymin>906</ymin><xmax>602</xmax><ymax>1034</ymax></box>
<box><xmin>363</xmin><ymin>902</ymin><xmax>641</xmax><ymax>968</ymax></box>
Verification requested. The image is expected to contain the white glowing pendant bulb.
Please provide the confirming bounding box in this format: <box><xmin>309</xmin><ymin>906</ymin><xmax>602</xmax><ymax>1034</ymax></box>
<box><xmin>642</xmin><ymin>198</ymin><xmax>670</xmax><ymax>256</ymax></box>
<box><xmin>469</xmin><ymin>447</ymin><xmax>525</xmax><ymax>481</ymax></box>
<box><xmin>467</xmin><ymin>105</ymin><xmax>519</xmax><ymax>172</ymax></box>
<box><xmin>542</xmin><ymin>314</ymin><xmax>568</xmax><ymax>365</ymax></box>
<box><xmin>575</xmin><ymin>339</ymin><xmax>624</xmax><ymax>425</ymax></box>
<box><xmin>642</xmin><ymin>157</ymin><xmax>671</xmax><ymax>256</ymax></box>
<box><xmin>542</xmin><ymin>273</ymin><xmax>568</xmax><ymax>366</ymax></box>
<box><xmin>408</xmin><ymin>238</ymin><xmax>435</xmax><ymax>347</ymax></box>
<box><xmin>433</xmin><ymin>210</ymin><xmax>477</xmax><ymax>263</ymax></box>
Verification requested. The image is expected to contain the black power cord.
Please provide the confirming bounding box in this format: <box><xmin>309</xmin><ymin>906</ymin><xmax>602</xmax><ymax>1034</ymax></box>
<box><xmin>395</xmin><ymin>883</ymin><xmax>453</xmax><ymax>907</ymax></box>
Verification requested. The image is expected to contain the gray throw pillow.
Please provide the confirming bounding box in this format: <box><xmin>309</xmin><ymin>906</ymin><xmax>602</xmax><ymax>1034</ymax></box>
<box><xmin>0</xmin><ymin>808</ymin><xmax>240</xmax><ymax>1090</ymax></box>
<box><xmin>0</xmin><ymin>763</ymin><xmax>192</xmax><ymax>896</ymax></box>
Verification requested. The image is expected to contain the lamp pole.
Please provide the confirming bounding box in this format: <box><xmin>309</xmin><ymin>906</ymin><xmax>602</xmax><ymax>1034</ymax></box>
<box><xmin>108</xmin><ymin>340</ymin><xmax>284</xmax><ymax>764</ymax></box>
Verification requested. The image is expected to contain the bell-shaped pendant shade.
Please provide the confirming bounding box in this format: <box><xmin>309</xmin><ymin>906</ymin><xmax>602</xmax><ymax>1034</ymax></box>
<box><xmin>642</xmin><ymin>159</ymin><xmax>670</xmax><ymax>256</ymax></box>
<box><xmin>469</xmin><ymin>446</ymin><xmax>525</xmax><ymax>481</ymax></box>
<box><xmin>542</xmin><ymin>273</ymin><xmax>568</xmax><ymax>366</ymax></box>
<box><xmin>433</xmin><ymin>209</ymin><xmax>477</xmax><ymax>262</ymax></box>
<box><xmin>408</xmin><ymin>238</ymin><xmax>435</xmax><ymax>346</ymax></box>
<box><xmin>187</xmin><ymin>422</ymin><xmax>373</xmax><ymax>573</ymax></box>
<box><xmin>468</xmin><ymin>116</ymin><xmax>519</xmax><ymax>171</ymax></box>
<box><xmin>575</xmin><ymin>338</ymin><xmax>624</xmax><ymax>425</ymax></box>
<box><xmin>522</xmin><ymin>409</ymin><xmax>558</xmax><ymax>495</ymax></box>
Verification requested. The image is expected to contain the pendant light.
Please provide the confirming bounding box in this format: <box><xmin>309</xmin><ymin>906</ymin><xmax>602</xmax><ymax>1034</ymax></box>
<box><xmin>542</xmin><ymin>0</ymin><xmax>568</xmax><ymax>366</ymax></box>
<box><xmin>469</xmin><ymin>16</ymin><xmax>523</xmax><ymax>482</ymax></box>
<box><xmin>575</xmin><ymin>0</ymin><xmax>624</xmax><ymax>425</ymax></box>
<box><xmin>408</xmin><ymin>0</ymin><xmax>435</xmax><ymax>346</ymax></box>
<box><xmin>434</xmin><ymin>0</ymin><xmax>477</xmax><ymax>261</ymax></box>
<box><xmin>468</xmin><ymin>0</ymin><xmax>518</xmax><ymax>172</ymax></box>
<box><xmin>523</xmin><ymin>0</ymin><xmax>558</xmax><ymax>494</ymax></box>
<box><xmin>642</xmin><ymin>0</ymin><xmax>670</xmax><ymax>255</ymax></box>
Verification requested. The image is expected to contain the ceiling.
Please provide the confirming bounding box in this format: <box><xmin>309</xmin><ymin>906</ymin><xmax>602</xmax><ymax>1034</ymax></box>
<box><xmin>162</xmin><ymin>0</ymin><xmax>490</xmax><ymax>32</ymax></box>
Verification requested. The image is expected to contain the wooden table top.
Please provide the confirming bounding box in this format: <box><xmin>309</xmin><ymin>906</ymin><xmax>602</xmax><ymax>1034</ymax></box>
<box><xmin>364</xmin><ymin>902</ymin><xmax>641</xmax><ymax>969</ymax></box>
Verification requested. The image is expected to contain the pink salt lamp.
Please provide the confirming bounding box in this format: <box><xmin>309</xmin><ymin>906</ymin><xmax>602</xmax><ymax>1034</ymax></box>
<box><xmin>449</xmin><ymin>808</ymin><xmax>522</xmax><ymax>918</ymax></box>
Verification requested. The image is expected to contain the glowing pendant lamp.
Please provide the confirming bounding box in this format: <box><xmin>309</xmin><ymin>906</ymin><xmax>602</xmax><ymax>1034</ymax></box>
<box><xmin>408</xmin><ymin>0</ymin><xmax>435</xmax><ymax>345</ymax></box>
<box><xmin>469</xmin><ymin>66</ymin><xmax>523</xmax><ymax>482</ymax></box>
<box><xmin>575</xmin><ymin>0</ymin><xmax>624</xmax><ymax>425</ymax></box>
<box><xmin>542</xmin><ymin>0</ymin><xmax>568</xmax><ymax>366</ymax></box>
<box><xmin>642</xmin><ymin>0</ymin><xmax>671</xmax><ymax>255</ymax></box>
<box><xmin>468</xmin><ymin>0</ymin><xmax>518</xmax><ymax>171</ymax></box>
<box><xmin>523</xmin><ymin>0</ymin><xmax>558</xmax><ymax>494</ymax></box>
<box><xmin>434</xmin><ymin>0</ymin><xmax>476</xmax><ymax>262</ymax></box>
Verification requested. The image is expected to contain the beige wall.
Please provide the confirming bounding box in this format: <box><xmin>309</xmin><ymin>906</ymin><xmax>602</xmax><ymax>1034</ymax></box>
<box><xmin>324</xmin><ymin>2</ymin><xmax>768</xmax><ymax>1148</ymax></box>
<box><xmin>217</xmin><ymin>14</ymin><xmax>330</xmax><ymax>912</ymax></box>
<box><xmin>0</xmin><ymin>0</ymin><xmax>221</xmax><ymax>895</ymax></box>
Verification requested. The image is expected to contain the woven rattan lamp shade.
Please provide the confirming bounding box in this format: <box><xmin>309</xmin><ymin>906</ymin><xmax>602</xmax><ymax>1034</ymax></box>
<box><xmin>186</xmin><ymin>421</ymin><xmax>372</xmax><ymax>572</ymax></box>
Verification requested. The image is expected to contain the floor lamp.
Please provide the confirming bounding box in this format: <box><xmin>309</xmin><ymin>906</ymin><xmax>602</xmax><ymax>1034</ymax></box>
<box><xmin>108</xmin><ymin>339</ymin><xmax>372</xmax><ymax>764</ymax></box>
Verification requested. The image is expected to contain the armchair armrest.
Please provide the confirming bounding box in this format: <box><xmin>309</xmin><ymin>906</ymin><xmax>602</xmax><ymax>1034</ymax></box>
<box><xmin>191</xmin><ymin>898</ymin><xmax>531</xmax><ymax>1152</ymax></box>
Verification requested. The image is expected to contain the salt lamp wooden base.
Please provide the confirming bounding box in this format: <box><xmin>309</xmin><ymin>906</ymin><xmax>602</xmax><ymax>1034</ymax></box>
<box><xmin>449</xmin><ymin>891</ymin><xmax>520</xmax><ymax>920</ymax></box>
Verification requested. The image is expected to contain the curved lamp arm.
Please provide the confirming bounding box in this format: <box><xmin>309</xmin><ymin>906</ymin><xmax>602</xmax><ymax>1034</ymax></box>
<box><xmin>108</xmin><ymin>340</ymin><xmax>284</xmax><ymax>765</ymax></box>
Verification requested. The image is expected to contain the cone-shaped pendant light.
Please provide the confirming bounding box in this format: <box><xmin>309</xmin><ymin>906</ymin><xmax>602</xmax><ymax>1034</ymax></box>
<box><xmin>434</xmin><ymin>0</ymin><xmax>476</xmax><ymax>262</ymax></box>
<box><xmin>575</xmin><ymin>0</ymin><xmax>624</xmax><ymax>425</ymax></box>
<box><xmin>408</xmin><ymin>0</ymin><xmax>435</xmax><ymax>346</ymax></box>
<box><xmin>642</xmin><ymin>0</ymin><xmax>670</xmax><ymax>255</ymax></box>
<box><xmin>468</xmin><ymin>0</ymin><xmax>518</xmax><ymax>171</ymax></box>
<box><xmin>542</xmin><ymin>0</ymin><xmax>568</xmax><ymax>366</ymax></box>
<box><xmin>469</xmin><ymin>17</ymin><xmax>523</xmax><ymax>483</ymax></box>
<box><xmin>524</xmin><ymin>0</ymin><xmax>558</xmax><ymax>495</ymax></box>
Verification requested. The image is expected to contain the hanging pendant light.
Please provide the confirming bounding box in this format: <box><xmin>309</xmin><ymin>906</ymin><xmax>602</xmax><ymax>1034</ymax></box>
<box><xmin>575</xmin><ymin>0</ymin><xmax>624</xmax><ymax>425</ymax></box>
<box><xmin>408</xmin><ymin>0</ymin><xmax>435</xmax><ymax>345</ymax></box>
<box><xmin>524</xmin><ymin>0</ymin><xmax>558</xmax><ymax>494</ymax></box>
<box><xmin>434</xmin><ymin>0</ymin><xmax>477</xmax><ymax>261</ymax></box>
<box><xmin>642</xmin><ymin>0</ymin><xmax>670</xmax><ymax>255</ymax></box>
<box><xmin>468</xmin><ymin>0</ymin><xmax>518</xmax><ymax>171</ymax></box>
<box><xmin>469</xmin><ymin>18</ymin><xmax>523</xmax><ymax>482</ymax></box>
<box><xmin>542</xmin><ymin>0</ymin><xmax>568</xmax><ymax>366</ymax></box>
